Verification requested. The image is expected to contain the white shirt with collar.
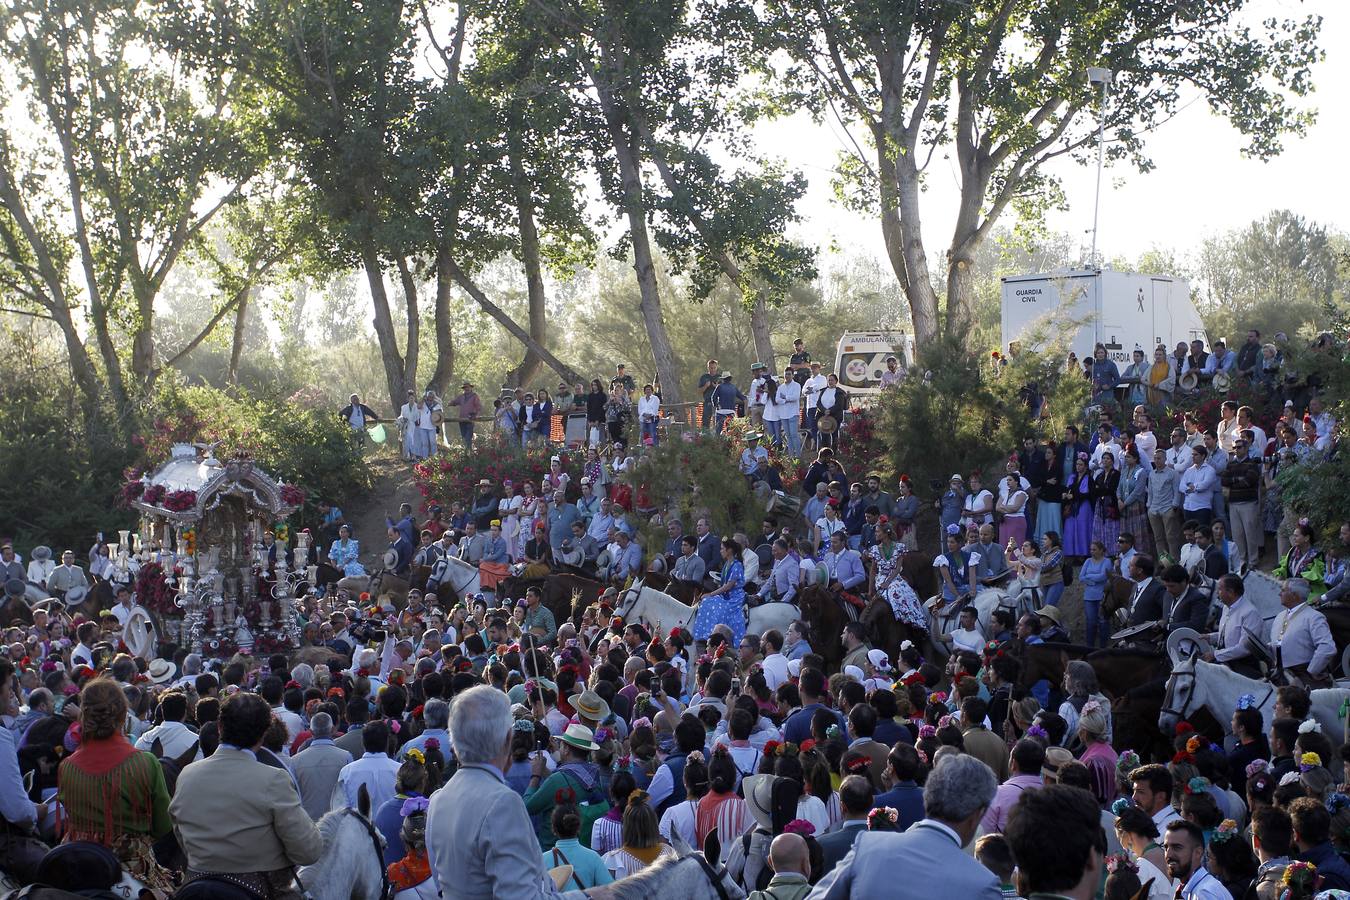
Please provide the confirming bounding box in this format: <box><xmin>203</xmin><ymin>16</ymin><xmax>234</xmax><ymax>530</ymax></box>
<box><xmin>1178</xmin><ymin>464</ymin><xmax>1217</xmax><ymax>511</ymax></box>
<box><xmin>134</xmin><ymin>720</ymin><xmax>203</xmax><ymax>761</ymax></box>
<box><xmin>1210</xmin><ymin>596</ymin><xmax>1265</xmax><ymax>663</ymax></box>
<box><xmin>272</xmin><ymin>706</ymin><xmax>306</xmax><ymax>750</ymax></box>
<box><xmin>1178</xmin><ymin>865</ymin><xmax>1231</xmax><ymax>900</ymax></box>
<box><xmin>26</xmin><ymin>559</ymin><xmax>54</xmax><ymax>586</ymax></box>
<box><xmin>1165</xmin><ymin>444</ymin><xmax>1192</xmax><ymax>474</ymax></box>
<box><xmin>1270</xmin><ymin>602</ymin><xmax>1336</xmax><ymax>675</ymax></box>
<box><xmin>336</xmin><ymin>751</ymin><xmax>401</xmax><ymax>813</ymax></box>
<box><xmin>761</xmin><ymin>652</ymin><xmax>789</xmax><ymax>691</ymax></box>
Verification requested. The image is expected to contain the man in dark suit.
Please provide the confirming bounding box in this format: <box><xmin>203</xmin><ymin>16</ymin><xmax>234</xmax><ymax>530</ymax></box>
<box><xmin>873</xmin><ymin>744</ymin><xmax>925</xmax><ymax>831</ymax></box>
<box><xmin>810</xmin><ymin>754</ymin><xmax>1002</xmax><ymax>899</ymax></box>
<box><xmin>1005</xmin><ymin>784</ymin><xmax>1106</xmax><ymax>900</ymax></box>
<box><xmin>1161</xmin><ymin>563</ymin><xmax>1210</xmax><ymax>634</ymax></box>
<box><xmin>1126</xmin><ymin>554</ymin><xmax>1168</xmax><ymax>627</ymax></box>
<box><xmin>818</xmin><ymin>776</ymin><xmax>871</xmax><ymax>876</ymax></box>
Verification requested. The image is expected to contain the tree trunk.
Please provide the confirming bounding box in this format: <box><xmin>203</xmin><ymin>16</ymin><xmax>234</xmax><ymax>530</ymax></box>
<box><xmin>396</xmin><ymin>255</ymin><xmax>421</xmax><ymax>395</ymax></box>
<box><xmin>289</xmin><ymin>280</ymin><xmax>308</xmax><ymax>340</ymax></box>
<box><xmin>749</xmin><ymin>296</ymin><xmax>775</xmax><ymax>371</ymax></box>
<box><xmin>360</xmin><ymin>241</ymin><xmax>407</xmax><ymax>410</ymax></box>
<box><xmin>505</xmin><ymin>129</ymin><xmax>548</xmax><ymax>389</ymax></box>
<box><xmin>427</xmin><ymin>247</ymin><xmax>455</xmax><ymax>398</ymax></box>
<box><xmin>130</xmin><ymin>276</ymin><xmax>156</xmax><ymax>383</ymax></box>
<box><xmin>891</xmin><ymin>148</ymin><xmax>942</xmax><ymax>354</ymax></box>
<box><xmin>589</xmin><ymin>57</ymin><xmax>682</xmax><ymax>404</ymax></box>
<box><xmin>227</xmin><ymin>285</ymin><xmax>253</xmax><ymax>384</ymax></box>
<box><xmin>446</xmin><ymin>259</ymin><xmax>582</xmax><ymax>387</ymax></box>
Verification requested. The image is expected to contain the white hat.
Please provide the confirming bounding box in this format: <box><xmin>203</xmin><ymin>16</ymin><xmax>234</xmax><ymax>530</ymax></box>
<box><xmin>867</xmin><ymin>649</ymin><xmax>892</xmax><ymax>672</ymax></box>
<box><xmin>147</xmin><ymin>658</ymin><xmax>175</xmax><ymax>684</ymax></box>
<box><xmin>786</xmin><ymin>659</ymin><xmax>802</xmax><ymax>679</ymax></box>
<box><xmin>843</xmin><ymin>664</ymin><xmax>865</xmax><ymax>683</ymax></box>
<box><xmin>949</xmin><ymin>473</ymin><xmax>964</xmax><ymax>483</ymax></box>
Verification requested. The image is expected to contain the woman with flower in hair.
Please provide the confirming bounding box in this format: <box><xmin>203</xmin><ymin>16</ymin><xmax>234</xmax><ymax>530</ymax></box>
<box><xmin>697</xmin><ymin>748</ymin><xmax>751</xmax><ymax>853</ymax></box>
<box><xmin>1062</xmin><ymin>454</ymin><xmax>1094</xmax><ymax>559</ymax></box>
<box><xmin>543</xmin><ymin>789</ymin><xmax>613</xmax><ymax>890</ymax></box>
<box><xmin>1102</xmin><ymin>853</ymin><xmax>1146</xmax><ymax>900</ymax></box>
<box><xmin>375</xmin><ymin>749</ymin><xmax>430</xmax><ymax>865</ymax></box>
<box><xmin>657</xmin><ymin>750</ymin><xmax>708</xmax><ymax>848</ymax></box>
<box><xmin>1206</xmin><ymin>819</ymin><xmax>1258</xmax><ymax>897</ymax></box>
<box><xmin>387</xmin><ymin>798</ymin><xmax>438</xmax><ymax>900</ymax></box>
<box><xmin>603</xmin><ymin>790</ymin><xmax>676</xmax><ymax>878</ymax></box>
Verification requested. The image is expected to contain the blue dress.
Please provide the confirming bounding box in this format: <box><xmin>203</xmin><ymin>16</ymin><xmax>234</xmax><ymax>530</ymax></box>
<box><xmin>693</xmin><ymin>560</ymin><xmax>746</xmax><ymax>645</ymax></box>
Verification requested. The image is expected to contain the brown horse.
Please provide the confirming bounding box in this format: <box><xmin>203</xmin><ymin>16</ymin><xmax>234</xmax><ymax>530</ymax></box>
<box><xmin>0</xmin><ymin>594</ymin><xmax>33</xmax><ymax>627</ymax></box>
<box><xmin>1102</xmin><ymin>574</ymin><xmax>1136</xmax><ymax>631</ymax></box>
<box><xmin>498</xmin><ymin>572</ymin><xmax>607</xmax><ymax>626</ymax></box>
<box><xmin>899</xmin><ymin>552</ymin><xmax>938</xmax><ymax>601</ymax></box>
<box><xmin>797</xmin><ymin>584</ymin><xmax>849</xmax><ymax>671</ymax></box>
<box><xmin>641</xmin><ymin>571</ymin><xmax>700</xmax><ymax>607</ymax></box>
<box><xmin>1015</xmin><ymin>642</ymin><xmax>1167</xmax><ymax>701</ymax></box>
<box><xmin>860</xmin><ymin>595</ymin><xmax>926</xmax><ymax>663</ymax></box>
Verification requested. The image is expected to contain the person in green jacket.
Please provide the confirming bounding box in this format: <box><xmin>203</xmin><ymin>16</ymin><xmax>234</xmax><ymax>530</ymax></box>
<box><xmin>1273</xmin><ymin>520</ymin><xmax>1328</xmax><ymax>597</ymax></box>
<box><xmin>524</xmin><ymin>723</ymin><xmax>603</xmax><ymax>849</ymax></box>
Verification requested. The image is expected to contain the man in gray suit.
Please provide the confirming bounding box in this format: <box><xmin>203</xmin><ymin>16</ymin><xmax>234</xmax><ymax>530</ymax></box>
<box><xmin>290</xmin><ymin>712</ymin><xmax>352</xmax><ymax>821</ymax></box>
<box><xmin>426</xmin><ymin>685</ymin><xmax>553</xmax><ymax>899</ymax></box>
<box><xmin>807</xmin><ymin>754</ymin><xmax>1003</xmax><ymax>900</ymax></box>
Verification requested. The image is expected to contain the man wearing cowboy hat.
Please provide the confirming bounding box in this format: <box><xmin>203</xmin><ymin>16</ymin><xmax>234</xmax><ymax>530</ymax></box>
<box><xmin>1036</xmin><ymin>604</ymin><xmax>1071</xmax><ymax>644</ymax></box>
<box><xmin>46</xmin><ymin>550</ymin><xmax>87</xmax><ymax>602</ymax></box>
<box><xmin>26</xmin><ymin>546</ymin><xmax>54</xmax><ymax>590</ymax></box>
<box><xmin>711</xmin><ymin>371</ymin><xmax>746</xmax><ymax>435</ymax></box>
<box><xmin>444</xmin><ymin>381</ymin><xmax>482</xmax><ymax>449</ymax></box>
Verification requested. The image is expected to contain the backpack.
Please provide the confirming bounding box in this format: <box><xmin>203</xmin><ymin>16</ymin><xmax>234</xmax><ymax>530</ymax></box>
<box><xmin>562</xmin><ymin>772</ymin><xmax>611</xmax><ymax>850</ymax></box>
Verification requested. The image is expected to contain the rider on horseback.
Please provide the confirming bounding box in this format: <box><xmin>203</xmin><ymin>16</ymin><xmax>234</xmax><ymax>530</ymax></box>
<box><xmin>933</xmin><ymin>525</ymin><xmax>978</xmax><ymax>614</ymax></box>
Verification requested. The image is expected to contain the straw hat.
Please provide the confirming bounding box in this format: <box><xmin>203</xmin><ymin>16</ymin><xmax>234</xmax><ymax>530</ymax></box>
<box><xmin>147</xmin><ymin>658</ymin><xmax>175</xmax><ymax>685</ymax></box>
<box><xmin>568</xmin><ymin>689</ymin><xmax>611</xmax><ymax>723</ymax></box>
<box><xmin>555</xmin><ymin>723</ymin><xmax>600</xmax><ymax>752</ymax></box>
<box><xmin>1036</xmin><ymin>605</ymin><xmax>1063</xmax><ymax>626</ymax></box>
<box><xmin>744</xmin><ymin>774</ymin><xmax>781</xmax><ymax>831</ymax></box>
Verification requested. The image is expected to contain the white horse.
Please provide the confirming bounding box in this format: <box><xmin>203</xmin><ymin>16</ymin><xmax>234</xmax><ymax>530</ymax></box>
<box><xmin>1159</xmin><ymin>655</ymin><xmax>1350</xmax><ymax>743</ymax></box>
<box><xmin>927</xmin><ymin>588</ymin><xmax>1009</xmax><ymax>640</ymax></box>
<box><xmin>561</xmin><ymin>831</ymin><xmax>745</xmax><ymax>900</ymax></box>
<box><xmin>615</xmin><ymin>580</ymin><xmax>798</xmax><ymax>639</ymax></box>
<box><xmin>433</xmin><ymin>554</ymin><xmax>482</xmax><ymax>599</ymax></box>
<box><xmin>1242</xmin><ymin>569</ymin><xmax>1285</xmax><ymax>623</ymax></box>
<box><xmin>297</xmin><ymin>786</ymin><xmax>388</xmax><ymax>900</ymax></box>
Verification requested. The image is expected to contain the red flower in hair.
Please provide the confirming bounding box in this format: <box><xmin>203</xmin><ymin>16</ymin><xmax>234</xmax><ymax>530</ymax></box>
<box><xmin>412</xmin><ymin>705</ymin><xmax>425</xmax><ymax>717</ymax></box>
<box><xmin>800</xmin><ymin>739</ymin><xmax>817</xmax><ymax>753</ymax></box>
<box><xmin>1175</xmin><ymin>722</ymin><xmax>1195</xmax><ymax>736</ymax></box>
<box><xmin>763</xmin><ymin>740</ymin><xmax>781</xmax><ymax>757</ymax></box>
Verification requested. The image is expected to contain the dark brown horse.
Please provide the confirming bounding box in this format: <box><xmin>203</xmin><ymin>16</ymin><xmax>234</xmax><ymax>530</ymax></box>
<box><xmin>860</xmin><ymin>595</ymin><xmax>926</xmax><ymax>663</ymax></box>
<box><xmin>797</xmin><ymin>584</ymin><xmax>849</xmax><ymax>671</ymax></box>
<box><xmin>641</xmin><ymin>571</ymin><xmax>700</xmax><ymax>607</ymax></box>
<box><xmin>0</xmin><ymin>594</ymin><xmax>33</xmax><ymax>627</ymax></box>
<box><xmin>498</xmin><ymin>572</ymin><xmax>607</xmax><ymax>626</ymax></box>
<box><xmin>1015</xmin><ymin>642</ymin><xmax>1167</xmax><ymax>701</ymax></box>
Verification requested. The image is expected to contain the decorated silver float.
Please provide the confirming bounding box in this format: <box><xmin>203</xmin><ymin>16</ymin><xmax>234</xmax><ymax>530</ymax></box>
<box><xmin>124</xmin><ymin>443</ymin><xmax>313</xmax><ymax>658</ymax></box>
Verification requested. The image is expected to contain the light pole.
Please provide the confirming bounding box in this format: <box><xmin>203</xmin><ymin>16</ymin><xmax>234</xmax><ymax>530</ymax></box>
<box><xmin>1086</xmin><ymin>67</ymin><xmax>1113</xmax><ymax>270</ymax></box>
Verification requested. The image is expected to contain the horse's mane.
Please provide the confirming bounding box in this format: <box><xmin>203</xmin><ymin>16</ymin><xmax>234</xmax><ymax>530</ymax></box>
<box><xmin>585</xmin><ymin>853</ymin><xmax>694</xmax><ymax>899</ymax></box>
<box><xmin>315</xmin><ymin>806</ymin><xmax>362</xmax><ymax>847</ymax></box>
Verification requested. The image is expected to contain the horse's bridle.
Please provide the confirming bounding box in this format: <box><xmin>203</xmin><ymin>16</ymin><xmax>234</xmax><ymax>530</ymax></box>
<box><xmin>1158</xmin><ymin>664</ymin><xmax>1195</xmax><ymax>722</ymax></box>
<box><xmin>690</xmin><ymin>853</ymin><xmax>735</xmax><ymax>900</ymax></box>
<box><xmin>353</xmin><ymin>809</ymin><xmax>393</xmax><ymax>900</ymax></box>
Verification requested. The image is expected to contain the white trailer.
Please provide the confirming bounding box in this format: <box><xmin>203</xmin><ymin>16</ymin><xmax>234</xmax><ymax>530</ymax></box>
<box><xmin>833</xmin><ymin>331</ymin><xmax>917</xmax><ymax>397</ymax></box>
<box><xmin>1000</xmin><ymin>269</ymin><xmax>1208</xmax><ymax>366</ymax></box>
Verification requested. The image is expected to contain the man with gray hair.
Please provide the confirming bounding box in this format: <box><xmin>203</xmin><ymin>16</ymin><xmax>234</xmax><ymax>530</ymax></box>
<box><xmin>807</xmin><ymin>754</ymin><xmax>1003</xmax><ymax>899</ymax></box>
<box><xmin>1270</xmin><ymin>577</ymin><xmax>1336</xmax><ymax>686</ymax></box>
<box><xmin>426</xmin><ymin>686</ymin><xmax>551</xmax><ymax>898</ymax></box>
<box><xmin>290</xmin><ymin>712</ymin><xmax>352</xmax><ymax>821</ymax></box>
<box><xmin>399</xmin><ymin>698</ymin><xmax>451</xmax><ymax>762</ymax></box>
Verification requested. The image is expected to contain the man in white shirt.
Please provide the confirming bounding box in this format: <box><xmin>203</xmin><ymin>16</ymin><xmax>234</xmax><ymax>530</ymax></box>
<box><xmin>133</xmin><ymin>691</ymin><xmax>203</xmax><ymax>761</ymax></box>
<box><xmin>71</xmin><ymin>621</ymin><xmax>98</xmax><ymax>669</ymax></box>
<box><xmin>1178</xmin><ymin>446</ymin><xmax>1217</xmax><ymax>528</ymax></box>
<box><xmin>334</xmin><ymin>721</ymin><xmax>401</xmax><ymax>812</ymax></box>
<box><xmin>760</xmin><ymin>629</ymin><xmax>790</xmax><ymax>691</ymax></box>
<box><xmin>1165</xmin><ymin>428</ymin><xmax>1192</xmax><ymax>474</ymax></box>
<box><xmin>1089</xmin><ymin>424</ymin><xmax>1122</xmax><ymax>474</ymax></box>
<box><xmin>802</xmin><ymin>362</ymin><xmax>827</xmax><ymax>441</ymax></box>
<box><xmin>108</xmin><ymin>585</ymin><xmax>142</xmax><ymax>628</ymax></box>
<box><xmin>1164</xmin><ymin>820</ymin><xmax>1231</xmax><ymax>900</ymax></box>
<box><xmin>776</xmin><ymin>368</ymin><xmax>803</xmax><ymax>457</ymax></box>
<box><xmin>1309</xmin><ymin>396</ymin><xmax>1335</xmax><ymax>442</ymax></box>
<box><xmin>1130</xmin><ymin>765</ymin><xmax>1182</xmax><ymax>835</ymax></box>
<box><xmin>1236</xmin><ymin>406</ymin><xmax>1267</xmax><ymax>456</ymax></box>
<box><xmin>942</xmin><ymin>607</ymin><xmax>985</xmax><ymax>655</ymax></box>
<box><xmin>25</xmin><ymin>546</ymin><xmax>54</xmax><ymax>589</ymax></box>
<box><xmin>1269</xmin><ymin>578</ymin><xmax>1336</xmax><ymax>685</ymax></box>
<box><xmin>1204</xmin><ymin>573</ymin><xmax>1265</xmax><ymax>678</ymax></box>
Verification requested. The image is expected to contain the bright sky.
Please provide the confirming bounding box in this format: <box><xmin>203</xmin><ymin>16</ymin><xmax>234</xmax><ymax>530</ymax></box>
<box><xmin>754</xmin><ymin>0</ymin><xmax>1349</xmax><ymax>271</ymax></box>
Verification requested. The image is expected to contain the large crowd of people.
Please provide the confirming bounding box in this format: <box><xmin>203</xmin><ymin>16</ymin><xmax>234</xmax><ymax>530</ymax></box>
<box><xmin>3</xmin><ymin>328</ymin><xmax>1350</xmax><ymax>900</ymax></box>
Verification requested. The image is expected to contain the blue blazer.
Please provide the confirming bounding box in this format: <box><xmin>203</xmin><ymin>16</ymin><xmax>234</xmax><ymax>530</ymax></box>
<box><xmin>808</xmin><ymin>823</ymin><xmax>1003</xmax><ymax>900</ymax></box>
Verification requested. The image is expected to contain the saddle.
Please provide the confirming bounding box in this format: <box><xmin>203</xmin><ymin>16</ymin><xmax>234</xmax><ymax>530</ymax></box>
<box><xmin>176</xmin><ymin>873</ymin><xmax>268</xmax><ymax>900</ymax></box>
<box><xmin>33</xmin><ymin>842</ymin><xmax>121</xmax><ymax>893</ymax></box>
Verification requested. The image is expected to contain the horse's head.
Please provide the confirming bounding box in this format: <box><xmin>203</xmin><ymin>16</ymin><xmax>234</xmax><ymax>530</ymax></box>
<box><xmin>615</xmin><ymin>580</ymin><xmax>643</xmax><ymax>621</ymax></box>
<box><xmin>1159</xmin><ymin>651</ymin><xmax>1198</xmax><ymax>734</ymax></box>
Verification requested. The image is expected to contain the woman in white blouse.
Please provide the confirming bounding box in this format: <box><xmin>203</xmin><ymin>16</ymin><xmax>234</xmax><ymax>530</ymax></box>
<box><xmin>637</xmin><ymin>384</ymin><xmax>661</xmax><ymax>447</ymax></box>
<box><xmin>960</xmin><ymin>472</ymin><xmax>994</xmax><ymax>529</ymax></box>
<box><xmin>813</xmin><ymin>501</ymin><xmax>847</xmax><ymax>554</ymax></box>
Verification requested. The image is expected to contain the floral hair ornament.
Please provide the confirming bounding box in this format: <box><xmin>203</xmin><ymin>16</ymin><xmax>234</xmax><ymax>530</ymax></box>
<box><xmin>1236</xmin><ymin>692</ymin><xmax>1258</xmax><ymax>710</ymax></box>
<box><xmin>930</xmin><ymin>691</ymin><xmax>948</xmax><ymax>704</ymax></box>
<box><xmin>1185</xmin><ymin>735</ymin><xmax>1203</xmax><ymax>755</ymax></box>
<box><xmin>1116</xmin><ymin>750</ymin><xmax>1141</xmax><ymax>775</ymax></box>
<box><xmin>686</xmin><ymin>750</ymin><xmax>705</xmax><ymax>764</ymax></box>
<box><xmin>1104</xmin><ymin>854</ymin><xmax>1138</xmax><ymax>876</ymax></box>
<box><xmin>825</xmin><ymin>725</ymin><xmax>841</xmax><ymax>742</ymax></box>
<box><xmin>1026</xmin><ymin>724</ymin><xmax>1049</xmax><ymax>741</ymax></box>
<box><xmin>1211</xmin><ymin>820</ymin><xmax>1240</xmax><ymax>844</ymax></box>
<box><xmin>914</xmin><ymin>747</ymin><xmax>929</xmax><ymax>765</ymax></box>
<box><xmin>511</xmin><ymin>718</ymin><xmax>536</xmax><ymax>733</ymax></box>
<box><xmin>782</xmin><ymin>819</ymin><xmax>816</xmax><ymax>837</ymax></box>
<box><xmin>1174</xmin><ymin>721</ymin><xmax>1195</xmax><ymax>736</ymax></box>
<box><xmin>631</xmin><ymin>717</ymin><xmax>652</xmax><ymax>731</ymax></box>
<box><xmin>900</xmin><ymin>640</ymin><xmax>914</xmax><ymax>651</ymax></box>
<box><xmin>1327</xmin><ymin>793</ymin><xmax>1350</xmax><ymax>815</ymax></box>
<box><xmin>800</xmin><ymin>739</ymin><xmax>817</xmax><ymax>753</ymax></box>
<box><xmin>1301</xmin><ymin>752</ymin><xmax>1323</xmax><ymax>772</ymax></box>
<box><xmin>405</xmin><ymin>748</ymin><xmax>425</xmax><ymax>765</ymax></box>
<box><xmin>1246</xmin><ymin>759</ymin><xmax>1273</xmax><ymax>779</ymax></box>
<box><xmin>1081</xmin><ymin>699</ymin><xmax>1103</xmax><ymax>717</ymax></box>
<box><xmin>937</xmin><ymin>715</ymin><xmax>955</xmax><ymax>731</ymax></box>
<box><xmin>1279</xmin><ymin>771</ymin><xmax>1302</xmax><ymax>787</ymax></box>
<box><xmin>1281</xmin><ymin>860</ymin><xmax>1317</xmax><ymax>891</ymax></box>
<box><xmin>918</xmin><ymin>725</ymin><xmax>937</xmax><ymax>740</ymax></box>
<box><xmin>1110</xmin><ymin>798</ymin><xmax>1134</xmax><ymax>817</ymax></box>
<box><xmin>1299</xmin><ymin>719</ymin><xmax>1322</xmax><ymax>735</ymax></box>
<box><xmin>844</xmin><ymin>756</ymin><xmax>871</xmax><ymax>775</ymax></box>
<box><xmin>399</xmin><ymin>796</ymin><xmax>430</xmax><ymax>817</ymax></box>
<box><xmin>1185</xmin><ymin>776</ymin><xmax>1210</xmax><ymax>795</ymax></box>
<box><xmin>763</xmin><ymin>740</ymin><xmax>781</xmax><ymax>757</ymax></box>
<box><xmin>866</xmin><ymin>807</ymin><xmax>899</xmax><ymax>831</ymax></box>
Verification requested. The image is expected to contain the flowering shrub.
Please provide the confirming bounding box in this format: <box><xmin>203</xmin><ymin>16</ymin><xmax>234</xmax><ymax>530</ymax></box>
<box><xmin>412</xmin><ymin>442</ymin><xmax>578</xmax><ymax>513</ymax></box>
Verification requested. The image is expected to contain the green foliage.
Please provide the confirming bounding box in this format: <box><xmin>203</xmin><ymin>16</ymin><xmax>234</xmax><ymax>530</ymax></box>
<box><xmin>625</xmin><ymin>431</ymin><xmax>762</xmax><ymax>543</ymax></box>
<box><xmin>410</xmin><ymin>437</ymin><xmax>575</xmax><ymax>516</ymax></box>
<box><xmin>1272</xmin><ymin>341</ymin><xmax>1350</xmax><ymax>534</ymax></box>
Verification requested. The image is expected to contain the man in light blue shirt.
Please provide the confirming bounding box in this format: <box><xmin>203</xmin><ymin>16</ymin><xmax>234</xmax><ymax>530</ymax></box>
<box><xmin>399</xmin><ymin>699</ymin><xmax>451</xmax><ymax>763</ymax></box>
<box><xmin>824</xmin><ymin>531</ymin><xmax>866</xmax><ymax>593</ymax></box>
<box><xmin>586</xmin><ymin>498</ymin><xmax>616</xmax><ymax>544</ymax></box>
<box><xmin>607</xmin><ymin>531</ymin><xmax>642</xmax><ymax>583</ymax></box>
<box><xmin>759</xmin><ymin>539</ymin><xmax>800</xmax><ymax>605</ymax></box>
<box><xmin>1202</xmin><ymin>340</ymin><xmax>1237</xmax><ymax>376</ymax></box>
<box><xmin>547</xmin><ymin>492</ymin><xmax>581</xmax><ymax>555</ymax></box>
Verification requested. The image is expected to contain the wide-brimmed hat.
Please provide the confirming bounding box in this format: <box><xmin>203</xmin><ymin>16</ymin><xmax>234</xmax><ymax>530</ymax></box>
<box><xmin>31</xmin><ymin>546</ymin><xmax>52</xmax><ymax>561</ymax></box>
<box><xmin>744</xmin><ymin>774</ymin><xmax>781</xmax><ymax>831</ymax></box>
<box><xmin>949</xmin><ymin>473</ymin><xmax>964</xmax><ymax>483</ymax></box>
<box><xmin>383</xmin><ymin>549</ymin><xmax>399</xmax><ymax>569</ymax></box>
<box><xmin>1037</xmin><ymin>605</ymin><xmax>1063</xmax><ymax>625</ymax></box>
<box><xmin>720</xmin><ymin>372</ymin><xmax>733</xmax><ymax>380</ymax></box>
<box><xmin>461</xmin><ymin>381</ymin><xmax>474</xmax><ymax>389</ymax></box>
<box><xmin>1043</xmin><ymin>746</ymin><xmax>1074</xmax><ymax>779</ymax></box>
<box><xmin>478</xmin><ymin>478</ymin><xmax>491</xmax><ymax>486</ymax></box>
<box><xmin>568</xmin><ymin>689</ymin><xmax>611</xmax><ymax>722</ymax></box>
<box><xmin>64</xmin><ymin>585</ymin><xmax>89</xmax><ymax>607</ymax></box>
<box><xmin>147</xmin><ymin>658</ymin><xmax>175</xmax><ymax>685</ymax></box>
<box><xmin>555</xmin><ymin>723</ymin><xmax>600</xmax><ymax>752</ymax></box>
<box><xmin>745</xmin><ymin>432</ymin><xmax>762</xmax><ymax>442</ymax></box>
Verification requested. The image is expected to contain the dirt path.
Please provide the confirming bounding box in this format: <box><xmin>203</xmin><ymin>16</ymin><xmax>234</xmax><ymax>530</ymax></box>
<box><xmin>344</xmin><ymin>451</ymin><xmax>425</xmax><ymax>568</ymax></box>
